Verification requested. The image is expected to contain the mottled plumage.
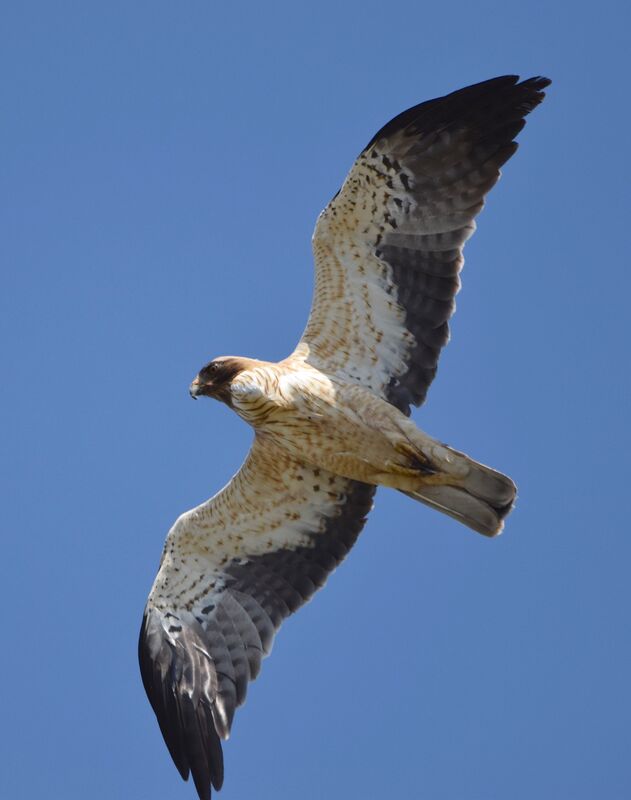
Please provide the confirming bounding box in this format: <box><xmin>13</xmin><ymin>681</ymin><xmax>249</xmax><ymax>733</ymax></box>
<box><xmin>139</xmin><ymin>75</ymin><xmax>550</xmax><ymax>799</ymax></box>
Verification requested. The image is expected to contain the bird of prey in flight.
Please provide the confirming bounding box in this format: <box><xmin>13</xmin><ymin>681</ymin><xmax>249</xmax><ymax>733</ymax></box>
<box><xmin>139</xmin><ymin>75</ymin><xmax>550</xmax><ymax>799</ymax></box>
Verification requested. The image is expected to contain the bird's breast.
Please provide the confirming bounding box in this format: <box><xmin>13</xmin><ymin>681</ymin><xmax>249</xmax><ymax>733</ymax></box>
<box><xmin>230</xmin><ymin>366</ymin><xmax>335</xmax><ymax>431</ymax></box>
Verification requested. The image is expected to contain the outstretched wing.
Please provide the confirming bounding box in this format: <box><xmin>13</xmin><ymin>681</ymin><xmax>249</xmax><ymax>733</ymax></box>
<box><xmin>293</xmin><ymin>75</ymin><xmax>550</xmax><ymax>414</ymax></box>
<box><xmin>139</xmin><ymin>436</ymin><xmax>374</xmax><ymax>800</ymax></box>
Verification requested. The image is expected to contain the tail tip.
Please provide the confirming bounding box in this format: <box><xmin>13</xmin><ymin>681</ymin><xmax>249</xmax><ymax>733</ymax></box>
<box><xmin>483</xmin><ymin>493</ymin><xmax>517</xmax><ymax>538</ymax></box>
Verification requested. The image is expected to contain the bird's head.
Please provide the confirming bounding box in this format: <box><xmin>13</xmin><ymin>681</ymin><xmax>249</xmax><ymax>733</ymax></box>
<box><xmin>189</xmin><ymin>356</ymin><xmax>250</xmax><ymax>404</ymax></box>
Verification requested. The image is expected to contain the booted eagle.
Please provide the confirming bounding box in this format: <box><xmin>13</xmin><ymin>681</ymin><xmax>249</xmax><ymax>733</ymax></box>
<box><xmin>139</xmin><ymin>75</ymin><xmax>550</xmax><ymax>799</ymax></box>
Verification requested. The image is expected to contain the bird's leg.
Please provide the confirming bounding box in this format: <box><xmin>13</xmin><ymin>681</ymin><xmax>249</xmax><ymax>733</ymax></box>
<box><xmin>364</xmin><ymin>435</ymin><xmax>472</xmax><ymax>492</ymax></box>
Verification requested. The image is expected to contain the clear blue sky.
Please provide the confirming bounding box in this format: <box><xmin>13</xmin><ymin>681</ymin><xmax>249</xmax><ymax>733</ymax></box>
<box><xmin>2</xmin><ymin>1</ymin><xmax>629</xmax><ymax>798</ymax></box>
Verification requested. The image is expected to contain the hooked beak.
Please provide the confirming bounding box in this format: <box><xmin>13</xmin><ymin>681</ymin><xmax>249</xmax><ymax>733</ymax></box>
<box><xmin>189</xmin><ymin>377</ymin><xmax>205</xmax><ymax>399</ymax></box>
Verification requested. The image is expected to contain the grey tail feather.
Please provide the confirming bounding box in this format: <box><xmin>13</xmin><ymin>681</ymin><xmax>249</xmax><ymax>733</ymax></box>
<box><xmin>402</xmin><ymin>463</ymin><xmax>516</xmax><ymax>537</ymax></box>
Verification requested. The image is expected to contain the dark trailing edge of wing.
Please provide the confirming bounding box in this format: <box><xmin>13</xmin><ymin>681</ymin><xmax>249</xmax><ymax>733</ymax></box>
<box><xmin>139</xmin><ymin>480</ymin><xmax>375</xmax><ymax>800</ymax></box>
<box><xmin>363</xmin><ymin>75</ymin><xmax>551</xmax><ymax>413</ymax></box>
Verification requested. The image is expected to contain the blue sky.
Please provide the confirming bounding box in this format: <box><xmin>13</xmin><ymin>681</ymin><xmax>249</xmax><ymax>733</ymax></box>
<box><xmin>2</xmin><ymin>1</ymin><xmax>630</xmax><ymax>798</ymax></box>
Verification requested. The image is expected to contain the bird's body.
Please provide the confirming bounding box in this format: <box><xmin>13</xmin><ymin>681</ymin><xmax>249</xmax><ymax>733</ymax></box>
<box><xmin>139</xmin><ymin>75</ymin><xmax>551</xmax><ymax>799</ymax></box>
<box><xmin>231</xmin><ymin>358</ymin><xmax>425</xmax><ymax>483</ymax></box>
<box><xmin>227</xmin><ymin>358</ymin><xmax>509</xmax><ymax>510</ymax></box>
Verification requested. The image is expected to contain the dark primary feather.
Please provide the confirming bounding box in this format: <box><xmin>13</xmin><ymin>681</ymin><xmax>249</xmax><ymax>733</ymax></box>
<box><xmin>363</xmin><ymin>75</ymin><xmax>550</xmax><ymax>152</ymax></box>
<box><xmin>367</xmin><ymin>75</ymin><xmax>551</xmax><ymax>412</ymax></box>
<box><xmin>139</xmin><ymin>480</ymin><xmax>375</xmax><ymax>800</ymax></box>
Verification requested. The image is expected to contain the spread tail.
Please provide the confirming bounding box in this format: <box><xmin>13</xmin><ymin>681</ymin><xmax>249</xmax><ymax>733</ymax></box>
<box><xmin>401</xmin><ymin>449</ymin><xmax>516</xmax><ymax>537</ymax></box>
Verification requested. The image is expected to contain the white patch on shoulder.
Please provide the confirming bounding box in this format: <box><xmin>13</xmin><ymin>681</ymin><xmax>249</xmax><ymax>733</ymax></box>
<box><xmin>277</xmin><ymin>372</ymin><xmax>303</xmax><ymax>399</ymax></box>
<box><xmin>278</xmin><ymin>369</ymin><xmax>331</xmax><ymax>397</ymax></box>
<box><xmin>231</xmin><ymin>379</ymin><xmax>263</xmax><ymax>400</ymax></box>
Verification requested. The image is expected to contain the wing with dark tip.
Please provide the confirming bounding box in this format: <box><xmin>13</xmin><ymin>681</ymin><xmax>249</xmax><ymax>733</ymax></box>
<box><xmin>139</xmin><ymin>436</ymin><xmax>375</xmax><ymax>799</ymax></box>
<box><xmin>293</xmin><ymin>75</ymin><xmax>550</xmax><ymax>414</ymax></box>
